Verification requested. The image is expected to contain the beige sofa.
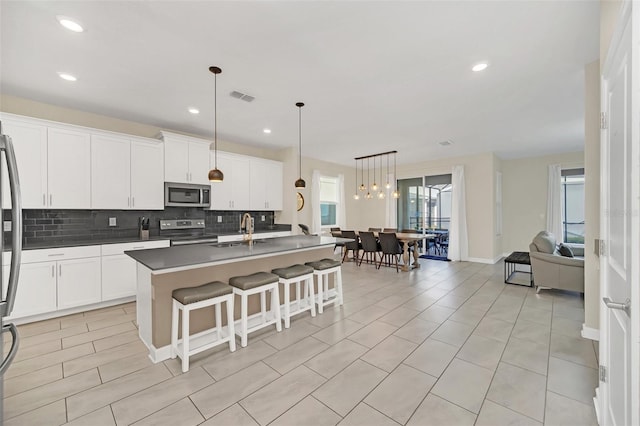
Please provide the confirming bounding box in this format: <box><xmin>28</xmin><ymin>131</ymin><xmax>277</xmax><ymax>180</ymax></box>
<box><xmin>529</xmin><ymin>231</ymin><xmax>585</xmax><ymax>294</ymax></box>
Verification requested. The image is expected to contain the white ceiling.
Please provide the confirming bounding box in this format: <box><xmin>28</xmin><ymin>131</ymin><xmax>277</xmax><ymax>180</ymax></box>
<box><xmin>0</xmin><ymin>1</ymin><xmax>599</xmax><ymax>166</ymax></box>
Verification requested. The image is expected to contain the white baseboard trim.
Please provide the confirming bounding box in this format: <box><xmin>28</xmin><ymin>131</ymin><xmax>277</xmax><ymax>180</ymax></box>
<box><xmin>581</xmin><ymin>325</ymin><xmax>600</xmax><ymax>341</ymax></box>
<box><xmin>465</xmin><ymin>256</ymin><xmax>499</xmax><ymax>265</ymax></box>
<box><xmin>148</xmin><ymin>343</ymin><xmax>171</xmax><ymax>363</ymax></box>
<box><xmin>9</xmin><ymin>296</ymin><xmax>136</xmax><ymax>325</ymax></box>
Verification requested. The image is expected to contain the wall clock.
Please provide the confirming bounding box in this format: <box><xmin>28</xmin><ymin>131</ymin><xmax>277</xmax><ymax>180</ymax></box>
<box><xmin>296</xmin><ymin>192</ymin><xmax>304</xmax><ymax>211</ymax></box>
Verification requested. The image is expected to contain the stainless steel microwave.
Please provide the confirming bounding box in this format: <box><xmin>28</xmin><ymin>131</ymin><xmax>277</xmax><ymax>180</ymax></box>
<box><xmin>164</xmin><ymin>182</ymin><xmax>211</xmax><ymax>208</ymax></box>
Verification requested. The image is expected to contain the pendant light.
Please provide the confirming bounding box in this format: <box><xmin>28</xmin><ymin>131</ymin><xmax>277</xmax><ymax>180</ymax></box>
<box><xmin>366</xmin><ymin>158</ymin><xmax>373</xmax><ymax>199</ymax></box>
<box><xmin>378</xmin><ymin>155</ymin><xmax>385</xmax><ymax>199</ymax></box>
<box><xmin>385</xmin><ymin>154</ymin><xmax>391</xmax><ymax>189</ymax></box>
<box><xmin>353</xmin><ymin>159</ymin><xmax>360</xmax><ymax>200</ymax></box>
<box><xmin>207</xmin><ymin>66</ymin><xmax>224</xmax><ymax>182</ymax></box>
<box><xmin>371</xmin><ymin>156</ymin><xmax>378</xmax><ymax>191</ymax></box>
<box><xmin>294</xmin><ymin>102</ymin><xmax>306</xmax><ymax>188</ymax></box>
<box><xmin>359</xmin><ymin>158</ymin><xmax>366</xmax><ymax>192</ymax></box>
<box><xmin>392</xmin><ymin>152</ymin><xmax>400</xmax><ymax>198</ymax></box>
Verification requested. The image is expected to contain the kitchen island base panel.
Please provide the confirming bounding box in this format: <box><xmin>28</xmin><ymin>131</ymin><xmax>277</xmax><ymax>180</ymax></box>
<box><xmin>137</xmin><ymin>246</ymin><xmax>335</xmax><ymax>354</ymax></box>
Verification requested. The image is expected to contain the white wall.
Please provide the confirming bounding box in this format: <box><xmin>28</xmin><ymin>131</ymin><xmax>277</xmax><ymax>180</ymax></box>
<box><xmin>502</xmin><ymin>151</ymin><xmax>584</xmax><ymax>254</ymax></box>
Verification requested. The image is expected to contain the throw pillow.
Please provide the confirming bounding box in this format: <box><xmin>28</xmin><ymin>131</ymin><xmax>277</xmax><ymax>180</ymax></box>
<box><xmin>558</xmin><ymin>243</ymin><xmax>574</xmax><ymax>258</ymax></box>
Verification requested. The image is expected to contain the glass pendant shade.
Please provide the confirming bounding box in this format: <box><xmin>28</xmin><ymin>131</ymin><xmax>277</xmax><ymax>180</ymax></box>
<box><xmin>208</xmin><ymin>66</ymin><xmax>224</xmax><ymax>182</ymax></box>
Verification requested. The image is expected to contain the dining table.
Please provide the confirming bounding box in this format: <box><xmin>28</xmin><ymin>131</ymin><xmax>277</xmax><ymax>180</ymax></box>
<box><xmin>333</xmin><ymin>230</ymin><xmax>436</xmax><ymax>272</ymax></box>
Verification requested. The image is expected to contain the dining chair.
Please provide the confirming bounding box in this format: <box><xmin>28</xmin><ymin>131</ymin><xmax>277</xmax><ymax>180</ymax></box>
<box><xmin>299</xmin><ymin>224</ymin><xmax>312</xmax><ymax>235</ymax></box>
<box><xmin>330</xmin><ymin>227</ymin><xmax>345</xmax><ymax>255</ymax></box>
<box><xmin>377</xmin><ymin>232</ymin><xmax>404</xmax><ymax>272</ymax></box>
<box><xmin>382</xmin><ymin>228</ymin><xmax>397</xmax><ymax>233</ymax></box>
<box><xmin>340</xmin><ymin>230</ymin><xmax>361</xmax><ymax>264</ymax></box>
<box><xmin>368</xmin><ymin>227</ymin><xmax>382</xmax><ymax>232</ymax></box>
<box><xmin>400</xmin><ymin>229</ymin><xmax>422</xmax><ymax>252</ymax></box>
<box><xmin>358</xmin><ymin>231</ymin><xmax>381</xmax><ymax>266</ymax></box>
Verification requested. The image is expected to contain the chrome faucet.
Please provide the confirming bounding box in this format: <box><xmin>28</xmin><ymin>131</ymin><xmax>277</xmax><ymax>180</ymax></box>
<box><xmin>241</xmin><ymin>213</ymin><xmax>253</xmax><ymax>245</ymax></box>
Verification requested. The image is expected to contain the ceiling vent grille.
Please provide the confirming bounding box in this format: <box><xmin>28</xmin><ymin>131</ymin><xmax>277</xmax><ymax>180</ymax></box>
<box><xmin>230</xmin><ymin>91</ymin><xmax>255</xmax><ymax>102</ymax></box>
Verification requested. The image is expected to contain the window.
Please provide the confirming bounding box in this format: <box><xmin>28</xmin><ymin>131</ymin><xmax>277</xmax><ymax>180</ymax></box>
<box><xmin>320</xmin><ymin>176</ymin><xmax>338</xmax><ymax>226</ymax></box>
<box><xmin>561</xmin><ymin>168</ymin><xmax>585</xmax><ymax>244</ymax></box>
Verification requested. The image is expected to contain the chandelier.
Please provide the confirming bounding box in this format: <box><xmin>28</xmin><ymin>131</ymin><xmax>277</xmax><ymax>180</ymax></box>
<box><xmin>353</xmin><ymin>151</ymin><xmax>399</xmax><ymax>200</ymax></box>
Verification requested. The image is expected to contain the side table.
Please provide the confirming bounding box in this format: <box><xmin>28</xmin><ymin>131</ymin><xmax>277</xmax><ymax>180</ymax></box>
<box><xmin>504</xmin><ymin>251</ymin><xmax>534</xmax><ymax>287</ymax></box>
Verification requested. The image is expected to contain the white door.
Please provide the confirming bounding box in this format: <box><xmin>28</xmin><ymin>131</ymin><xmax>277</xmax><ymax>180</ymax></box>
<box><xmin>57</xmin><ymin>257</ymin><xmax>101</xmax><ymax>309</ymax></box>
<box><xmin>230</xmin><ymin>155</ymin><xmax>251</xmax><ymax>210</ymax></box>
<box><xmin>131</xmin><ymin>139</ymin><xmax>164</xmax><ymax>209</ymax></box>
<box><xmin>249</xmin><ymin>159</ymin><xmax>268</xmax><ymax>210</ymax></box>
<box><xmin>91</xmin><ymin>133</ymin><xmax>131</xmax><ymax>209</ymax></box>
<box><xmin>1</xmin><ymin>118</ymin><xmax>48</xmax><ymax>208</ymax></box>
<box><xmin>163</xmin><ymin>138</ymin><xmax>190</xmax><ymax>183</ymax></box>
<box><xmin>101</xmin><ymin>254</ymin><xmax>137</xmax><ymax>300</ymax></box>
<box><xmin>47</xmin><ymin>127</ymin><xmax>91</xmax><ymax>208</ymax></box>
<box><xmin>264</xmin><ymin>160</ymin><xmax>283</xmax><ymax>210</ymax></box>
<box><xmin>599</xmin><ymin>3</ymin><xmax>638</xmax><ymax>425</ymax></box>
<box><xmin>209</xmin><ymin>152</ymin><xmax>234</xmax><ymax>210</ymax></box>
<box><xmin>3</xmin><ymin>262</ymin><xmax>57</xmax><ymax>319</ymax></box>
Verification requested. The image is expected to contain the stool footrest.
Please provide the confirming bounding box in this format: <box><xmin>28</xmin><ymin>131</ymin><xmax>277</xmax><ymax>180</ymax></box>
<box><xmin>175</xmin><ymin>327</ymin><xmax>233</xmax><ymax>358</ymax></box>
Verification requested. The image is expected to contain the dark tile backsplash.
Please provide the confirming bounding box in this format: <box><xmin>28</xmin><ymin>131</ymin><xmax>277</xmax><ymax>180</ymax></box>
<box><xmin>2</xmin><ymin>208</ymin><xmax>278</xmax><ymax>247</ymax></box>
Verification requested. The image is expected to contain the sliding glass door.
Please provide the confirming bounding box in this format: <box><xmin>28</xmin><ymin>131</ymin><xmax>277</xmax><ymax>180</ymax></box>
<box><xmin>397</xmin><ymin>178</ymin><xmax>424</xmax><ymax>231</ymax></box>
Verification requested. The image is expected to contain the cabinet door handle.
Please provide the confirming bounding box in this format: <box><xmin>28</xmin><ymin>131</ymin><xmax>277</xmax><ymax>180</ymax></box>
<box><xmin>132</xmin><ymin>197</ymin><xmax>135</xmax><ymax>208</ymax></box>
<box><xmin>186</xmin><ymin>172</ymin><xmax>189</xmax><ymax>181</ymax></box>
<box><xmin>48</xmin><ymin>253</ymin><xmax>64</xmax><ymax>257</ymax></box>
<box><xmin>43</xmin><ymin>194</ymin><xmax>46</xmax><ymax>206</ymax></box>
<box><xmin>51</xmin><ymin>265</ymin><xmax>54</xmax><ymax>278</ymax></box>
<box><xmin>132</xmin><ymin>246</ymin><xmax>145</xmax><ymax>249</ymax></box>
<box><xmin>58</xmin><ymin>264</ymin><xmax>62</xmax><ymax>277</ymax></box>
<box><xmin>127</xmin><ymin>197</ymin><xmax>130</xmax><ymax>207</ymax></box>
<box><xmin>49</xmin><ymin>194</ymin><xmax>52</xmax><ymax>206</ymax></box>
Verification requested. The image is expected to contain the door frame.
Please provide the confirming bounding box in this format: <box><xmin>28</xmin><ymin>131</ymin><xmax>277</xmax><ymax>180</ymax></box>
<box><xmin>598</xmin><ymin>1</ymin><xmax>639</xmax><ymax>425</ymax></box>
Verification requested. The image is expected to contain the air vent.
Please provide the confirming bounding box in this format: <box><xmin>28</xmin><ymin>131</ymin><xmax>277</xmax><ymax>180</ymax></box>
<box><xmin>439</xmin><ymin>140</ymin><xmax>453</xmax><ymax>146</ymax></box>
<box><xmin>230</xmin><ymin>91</ymin><xmax>255</xmax><ymax>102</ymax></box>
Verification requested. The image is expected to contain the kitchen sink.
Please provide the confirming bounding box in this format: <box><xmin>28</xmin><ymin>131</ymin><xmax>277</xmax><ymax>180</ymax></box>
<box><xmin>210</xmin><ymin>239</ymin><xmax>271</xmax><ymax>248</ymax></box>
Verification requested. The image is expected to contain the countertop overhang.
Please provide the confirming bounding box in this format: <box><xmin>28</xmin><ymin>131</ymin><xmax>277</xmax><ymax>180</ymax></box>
<box><xmin>125</xmin><ymin>235</ymin><xmax>351</xmax><ymax>272</ymax></box>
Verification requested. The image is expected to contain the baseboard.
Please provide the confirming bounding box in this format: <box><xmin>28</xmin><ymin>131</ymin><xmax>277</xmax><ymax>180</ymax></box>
<box><xmin>593</xmin><ymin>387</ymin><xmax>601</xmax><ymax>425</ymax></box>
<box><xmin>8</xmin><ymin>296</ymin><xmax>136</xmax><ymax>325</ymax></box>
<box><xmin>581</xmin><ymin>325</ymin><xmax>600</xmax><ymax>341</ymax></box>
<box><xmin>465</xmin><ymin>256</ymin><xmax>499</xmax><ymax>264</ymax></box>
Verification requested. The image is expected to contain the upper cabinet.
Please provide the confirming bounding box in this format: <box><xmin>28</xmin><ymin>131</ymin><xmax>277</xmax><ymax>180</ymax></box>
<box><xmin>160</xmin><ymin>132</ymin><xmax>210</xmax><ymax>185</ymax></box>
<box><xmin>249</xmin><ymin>158</ymin><xmax>283</xmax><ymax>211</ymax></box>
<box><xmin>209</xmin><ymin>152</ymin><xmax>251</xmax><ymax>210</ymax></box>
<box><xmin>91</xmin><ymin>133</ymin><xmax>163</xmax><ymax>210</ymax></box>
<box><xmin>1</xmin><ymin>117</ymin><xmax>48</xmax><ymax>209</ymax></box>
<box><xmin>47</xmin><ymin>127</ymin><xmax>91</xmax><ymax>208</ymax></box>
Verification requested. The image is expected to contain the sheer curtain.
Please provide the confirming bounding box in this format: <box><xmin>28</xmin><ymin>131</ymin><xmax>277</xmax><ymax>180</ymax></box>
<box><xmin>546</xmin><ymin>164</ymin><xmax>563</xmax><ymax>239</ymax></box>
<box><xmin>449</xmin><ymin>165</ymin><xmax>469</xmax><ymax>261</ymax></box>
<box><xmin>337</xmin><ymin>174</ymin><xmax>346</xmax><ymax>229</ymax></box>
<box><xmin>311</xmin><ymin>170</ymin><xmax>321</xmax><ymax>235</ymax></box>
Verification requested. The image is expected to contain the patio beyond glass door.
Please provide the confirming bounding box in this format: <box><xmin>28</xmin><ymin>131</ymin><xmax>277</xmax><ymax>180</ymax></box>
<box><xmin>397</xmin><ymin>178</ymin><xmax>424</xmax><ymax>231</ymax></box>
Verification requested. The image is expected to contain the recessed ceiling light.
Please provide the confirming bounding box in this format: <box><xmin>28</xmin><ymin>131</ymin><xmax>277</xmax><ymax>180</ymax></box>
<box><xmin>263</xmin><ymin>128</ymin><xmax>271</xmax><ymax>134</ymax></box>
<box><xmin>188</xmin><ymin>108</ymin><xmax>200</xmax><ymax>114</ymax></box>
<box><xmin>58</xmin><ymin>72</ymin><xmax>77</xmax><ymax>82</ymax></box>
<box><xmin>472</xmin><ymin>62</ymin><xmax>489</xmax><ymax>72</ymax></box>
<box><xmin>57</xmin><ymin>16</ymin><xmax>84</xmax><ymax>33</ymax></box>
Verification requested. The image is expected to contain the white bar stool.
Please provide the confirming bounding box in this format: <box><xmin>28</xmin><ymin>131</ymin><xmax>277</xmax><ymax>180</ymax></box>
<box><xmin>305</xmin><ymin>258</ymin><xmax>344</xmax><ymax>314</ymax></box>
<box><xmin>170</xmin><ymin>281</ymin><xmax>236</xmax><ymax>373</ymax></box>
<box><xmin>229</xmin><ymin>272</ymin><xmax>282</xmax><ymax>347</ymax></box>
<box><xmin>271</xmin><ymin>264</ymin><xmax>316</xmax><ymax>328</ymax></box>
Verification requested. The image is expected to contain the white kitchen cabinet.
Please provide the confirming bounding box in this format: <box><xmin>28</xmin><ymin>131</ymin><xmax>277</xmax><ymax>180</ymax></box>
<box><xmin>101</xmin><ymin>240</ymin><xmax>169</xmax><ymax>300</ymax></box>
<box><xmin>91</xmin><ymin>134</ymin><xmax>164</xmax><ymax>210</ymax></box>
<box><xmin>209</xmin><ymin>152</ymin><xmax>250</xmax><ymax>210</ymax></box>
<box><xmin>2</xmin><ymin>263</ymin><xmax>57</xmax><ymax>320</ymax></box>
<box><xmin>91</xmin><ymin>133</ymin><xmax>131</xmax><ymax>209</ymax></box>
<box><xmin>0</xmin><ymin>116</ymin><xmax>48</xmax><ymax>209</ymax></box>
<box><xmin>57</xmin><ymin>257</ymin><xmax>102</xmax><ymax>310</ymax></box>
<box><xmin>130</xmin><ymin>138</ymin><xmax>164</xmax><ymax>209</ymax></box>
<box><xmin>161</xmin><ymin>132</ymin><xmax>210</xmax><ymax>185</ymax></box>
<box><xmin>249</xmin><ymin>158</ymin><xmax>283</xmax><ymax>210</ymax></box>
<box><xmin>48</xmin><ymin>127</ymin><xmax>91</xmax><ymax>208</ymax></box>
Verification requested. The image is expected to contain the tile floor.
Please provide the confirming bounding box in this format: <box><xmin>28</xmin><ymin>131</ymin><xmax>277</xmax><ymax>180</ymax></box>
<box><xmin>3</xmin><ymin>258</ymin><xmax>599</xmax><ymax>425</ymax></box>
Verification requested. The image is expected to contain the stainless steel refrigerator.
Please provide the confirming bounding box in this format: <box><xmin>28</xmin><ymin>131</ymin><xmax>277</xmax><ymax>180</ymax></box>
<box><xmin>0</xmin><ymin>121</ymin><xmax>23</xmax><ymax>424</ymax></box>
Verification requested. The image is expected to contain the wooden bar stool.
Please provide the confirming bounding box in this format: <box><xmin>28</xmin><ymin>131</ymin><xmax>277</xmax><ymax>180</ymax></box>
<box><xmin>229</xmin><ymin>272</ymin><xmax>282</xmax><ymax>347</ymax></box>
<box><xmin>272</xmin><ymin>264</ymin><xmax>316</xmax><ymax>328</ymax></box>
<box><xmin>170</xmin><ymin>281</ymin><xmax>236</xmax><ymax>373</ymax></box>
<box><xmin>305</xmin><ymin>258</ymin><xmax>344</xmax><ymax>314</ymax></box>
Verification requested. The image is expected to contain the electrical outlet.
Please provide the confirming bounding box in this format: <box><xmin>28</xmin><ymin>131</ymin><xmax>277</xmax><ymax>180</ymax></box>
<box><xmin>217</xmin><ymin>216</ymin><xmax>222</xmax><ymax>223</ymax></box>
<box><xmin>109</xmin><ymin>217</ymin><xmax>117</xmax><ymax>227</ymax></box>
<box><xmin>3</xmin><ymin>221</ymin><xmax>11</xmax><ymax>232</ymax></box>
<box><xmin>261</xmin><ymin>215</ymin><xmax>265</xmax><ymax>221</ymax></box>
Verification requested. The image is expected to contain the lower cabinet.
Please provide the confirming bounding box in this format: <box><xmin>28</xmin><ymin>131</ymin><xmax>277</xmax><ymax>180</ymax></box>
<box><xmin>57</xmin><ymin>257</ymin><xmax>102</xmax><ymax>310</ymax></box>
<box><xmin>3</xmin><ymin>240</ymin><xmax>168</xmax><ymax>321</ymax></box>
<box><xmin>101</xmin><ymin>240</ymin><xmax>169</xmax><ymax>300</ymax></box>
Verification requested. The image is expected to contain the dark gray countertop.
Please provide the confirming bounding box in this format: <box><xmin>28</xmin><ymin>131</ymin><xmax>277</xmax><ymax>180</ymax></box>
<box><xmin>125</xmin><ymin>235</ymin><xmax>350</xmax><ymax>272</ymax></box>
<box><xmin>4</xmin><ymin>226</ymin><xmax>293</xmax><ymax>251</ymax></box>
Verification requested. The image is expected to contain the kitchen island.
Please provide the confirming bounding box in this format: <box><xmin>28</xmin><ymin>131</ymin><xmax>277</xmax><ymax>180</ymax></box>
<box><xmin>126</xmin><ymin>235</ymin><xmax>345</xmax><ymax>362</ymax></box>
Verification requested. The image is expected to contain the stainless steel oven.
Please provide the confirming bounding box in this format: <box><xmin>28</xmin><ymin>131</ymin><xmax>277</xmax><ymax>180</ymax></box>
<box><xmin>164</xmin><ymin>182</ymin><xmax>210</xmax><ymax>208</ymax></box>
